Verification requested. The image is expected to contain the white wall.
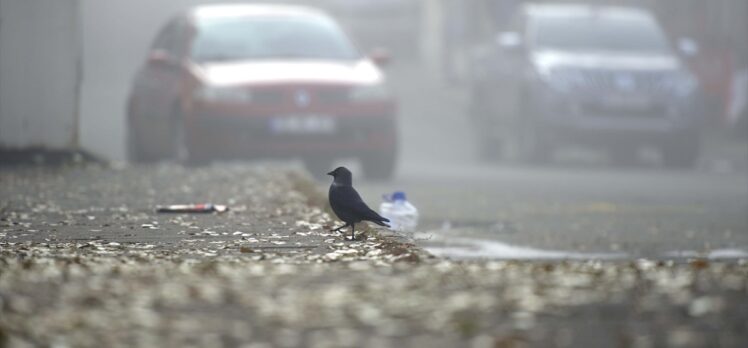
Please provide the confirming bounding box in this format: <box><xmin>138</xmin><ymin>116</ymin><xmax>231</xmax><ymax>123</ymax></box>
<box><xmin>78</xmin><ymin>0</ymin><xmax>192</xmax><ymax>160</ymax></box>
<box><xmin>0</xmin><ymin>0</ymin><xmax>212</xmax><ymax>158</ymax></box>
<box><xmin>0</xmin><ymin>0</ymin><xmax>80</xmax><ymax>150</ymax></box>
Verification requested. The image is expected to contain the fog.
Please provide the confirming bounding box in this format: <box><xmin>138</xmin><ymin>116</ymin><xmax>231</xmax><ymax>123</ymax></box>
<box><xmin>1</xmin><ymin>0</ymin><xmax>745</xmax><ymax>171</ymax></box>
<box><xmin>2</xmin><ymin>1</ymin><xmax>748</xmax><ymax>245</ymax></box>
<box><xmin>5</xmin><ymin>3</ymin><xmax>748</xmax><ymax>346</ymax></box>
<box><xmin>4</xmin><ymin>3</ymin><xmax>748</xmax><ymax>344</ymax></box>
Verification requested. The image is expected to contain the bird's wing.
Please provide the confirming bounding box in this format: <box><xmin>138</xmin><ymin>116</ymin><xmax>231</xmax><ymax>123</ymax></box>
<box><xmin>329</xmin><ymin>185</ymin><xmax>357</xmax><ymax>214</ymax></box>
<box><xmin>343</xmin><ymin>187</ymin><xmax>389</xmax><ymax>223</ymax></box>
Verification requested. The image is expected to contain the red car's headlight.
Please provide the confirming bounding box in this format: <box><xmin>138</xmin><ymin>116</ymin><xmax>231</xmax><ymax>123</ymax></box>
<box><xmin>349</xmin><ymin>83</ymin><xmax>391</xmax><ymax>102</ymax></box>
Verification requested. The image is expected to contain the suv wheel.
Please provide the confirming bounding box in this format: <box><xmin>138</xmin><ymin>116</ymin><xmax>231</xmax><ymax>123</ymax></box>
<box><xmin>516</xmin><ymin>109</ymin><xmax>551</xmax><ymax>163</ymax></box>
<box><xmin>517</xmin><ymin>127</ymin><xmax>551</xmax><ymax>163</ymax></box>
<box><xmin>470</xmin><ymin>88</ymin><xmax>503</xmax><ymax>161</ymax></box>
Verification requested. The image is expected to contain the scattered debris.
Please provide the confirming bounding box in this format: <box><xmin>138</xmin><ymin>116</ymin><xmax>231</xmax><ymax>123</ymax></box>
<box><xmin>156</xmin><ymin>203</ymin><xmax>228</xmax><ymax>213</ymax></box>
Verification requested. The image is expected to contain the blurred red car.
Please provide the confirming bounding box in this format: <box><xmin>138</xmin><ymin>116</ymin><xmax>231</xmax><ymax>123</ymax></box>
<box><xmin>126</xmin><ymin>4</ymin><xmax>398</xmax><ymax>179</ymax></box>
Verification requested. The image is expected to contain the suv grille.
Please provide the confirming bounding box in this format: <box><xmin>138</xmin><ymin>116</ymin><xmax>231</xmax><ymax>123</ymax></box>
<box><xmin>579</xmin><ymin>70</ymin><xmax>672</xmax><ymax>94</ymax></box>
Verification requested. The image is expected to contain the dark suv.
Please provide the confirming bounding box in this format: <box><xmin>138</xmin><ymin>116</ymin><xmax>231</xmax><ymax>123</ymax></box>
<box><xmin>468</xmin><ymin>4</ymin><xmax>704</xmax><ymax>167</ymax></box>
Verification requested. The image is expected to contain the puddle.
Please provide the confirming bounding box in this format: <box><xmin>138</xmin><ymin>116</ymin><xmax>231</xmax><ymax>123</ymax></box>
<box><xmin>415</xmin><ymin>233</ymin><xmax>627</xmax><ymax>260</ymax></box>
<box><xmin>415</xmin><ymin>232</ymin><xmax>748</xmax><ymax>261</ymax></box>
<box><xmin>665</xmin><ymin>248</ymin><xmax>748</xmax><ymax>259</ymax></box>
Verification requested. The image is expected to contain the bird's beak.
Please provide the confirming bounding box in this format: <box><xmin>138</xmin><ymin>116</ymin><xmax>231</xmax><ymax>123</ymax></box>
<box><xmin>326</xmin><ymin>171</ymin><xmax>334</xmax><ymax>176</ymax></box>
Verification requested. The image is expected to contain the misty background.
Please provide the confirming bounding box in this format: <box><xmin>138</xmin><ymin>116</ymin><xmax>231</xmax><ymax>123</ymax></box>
<box><xmin>2</xmin><ymin>0</ymin><xmax>745</xmax><ymax>165</ymax></box>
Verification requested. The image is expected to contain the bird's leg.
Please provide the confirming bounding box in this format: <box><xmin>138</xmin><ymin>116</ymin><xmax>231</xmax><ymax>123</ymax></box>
<box><xmin>350</xmin><ymin>223</ymin><xmax>355</xmax><ymax>241</ymax></box>
<box><xmin>331</xmin><ymin>223</ymin><xmax>349</xmax><ymax>232</ymax></box>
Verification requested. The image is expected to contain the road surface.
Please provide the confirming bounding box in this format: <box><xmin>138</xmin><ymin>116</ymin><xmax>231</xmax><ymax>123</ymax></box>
<box><xmin>351</xmin><ymin>62</ymin><xmax>748</xmax><ymax>259</ymax></box>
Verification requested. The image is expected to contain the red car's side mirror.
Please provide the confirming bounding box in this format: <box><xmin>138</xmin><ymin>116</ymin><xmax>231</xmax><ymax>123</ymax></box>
<box><xmin>369</xmin><ymin>48</ymin><xmax>391</xmax><ymax>67</ymax></box>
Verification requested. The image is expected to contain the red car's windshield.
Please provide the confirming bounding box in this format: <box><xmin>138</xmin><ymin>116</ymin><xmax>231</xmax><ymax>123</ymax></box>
<box><xmin>192</xmin><ymin>16</ymin><xmax>361</xmax><ymax>63</ymax></box>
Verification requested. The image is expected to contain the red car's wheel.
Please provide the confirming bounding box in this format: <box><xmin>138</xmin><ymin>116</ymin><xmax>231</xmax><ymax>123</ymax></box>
<box><xmin>170</xmin><ymin>116</ymin><xmax>189</xmax><ymax>163</ymax></box>
<box><xmin>168</xmin><ymin>106</ymin><xmax>208</xmax><ymax>166</ymax></box>
<box><xmin>126</xmin><ymin>117</ymin><xmax>154</xmax><ymax>163</ymax></box>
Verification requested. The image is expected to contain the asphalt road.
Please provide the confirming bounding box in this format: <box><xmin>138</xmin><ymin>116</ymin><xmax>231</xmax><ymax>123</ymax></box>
<box><xmin>2</xmin><ymin>163</ymin><xmax>747</xmax><ymax>347</ymax></box>
<box><xmin>351</xmin><ymin>62</ymin><xmax>748</xmax><ymax>259</ymax></box>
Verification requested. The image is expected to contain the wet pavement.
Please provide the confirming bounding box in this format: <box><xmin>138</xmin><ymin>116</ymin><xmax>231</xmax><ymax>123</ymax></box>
<box><xmin>356</xmin><ymin>162</ymin><xmax>748</xmax><ymax>260</ymax></box>
<box><xmin>2</xmin><ymin>162</ymin><xmax>748</xmax><ymax>347</ymax></box>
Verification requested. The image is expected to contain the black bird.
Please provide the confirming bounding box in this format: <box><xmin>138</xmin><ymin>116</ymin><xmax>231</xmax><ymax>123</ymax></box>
<box><xmin>327</xmin><ymin>166</ymin><xmax>389</xmax><ymax>240</ymax></box>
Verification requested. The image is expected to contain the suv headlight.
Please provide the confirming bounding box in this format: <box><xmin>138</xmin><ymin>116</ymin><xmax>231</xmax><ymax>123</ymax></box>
<box><xmin>349</xmin><ymin>84</ymin><xmax>391</xmax><ymax>102</ymax></box>
<box><xmin>662</xmin><ymin>73</ymin><xmax>698</xmax><ymax>97</ymax></box>
<box><xmin>194</xmin><ymin>86</ymin><xmax>253</xmax><ymax>103</ymax></box>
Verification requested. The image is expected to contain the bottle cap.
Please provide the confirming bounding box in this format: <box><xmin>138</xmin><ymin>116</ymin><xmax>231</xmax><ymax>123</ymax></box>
<box><xmin>383</xmin><ymin>191</ymin><xmax>407</xmax><ymax>202</ymax></box>
<box><xmin>392</xmin><ymin>191</ymin><xmax>406</xmax><ymax>201</ymax></box>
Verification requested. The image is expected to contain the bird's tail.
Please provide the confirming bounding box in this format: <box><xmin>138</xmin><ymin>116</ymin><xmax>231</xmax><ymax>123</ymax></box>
<box><xmin>371</xmin><ymin>219</ymin><xmax>390</xmax><ymax>228</ymax></box>
<box><xmin>368</xmin><ymin>211</ymin><xmax>390</xmax><ymax>227</ymax></box>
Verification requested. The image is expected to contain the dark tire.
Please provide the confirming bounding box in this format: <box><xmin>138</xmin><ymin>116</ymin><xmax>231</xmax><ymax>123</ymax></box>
<box><xmin>516</xmin><ymin>111</ymin><xmax>551</xmax><ymax>164</ymax></box>
<box><xmin>661</xmin><ymin>133</ymin><xmax>700</xmax><ymax>169</ymax></box>
<box><xmin>473</xmin><ymin>111</ymin><xmax>503</xmax><ymax>161</ymax></box>
<box><xmin>470</xmin><ymin>87</ymin><xmax>503</xmax><ymax>161</ymax></box>
<box><xmin>517</xmin><ymin>127</ymin><xmax>551</xmax><ymax>163</ymax></box>
<box><xmin>360</xmin><ymin>151</ymin><xmax>397</xmax><ymax>181</ymax></box>
<box><xmin>126</xmin><ymin>119</ymin><xmax>154</xmax><ymax>163</ymax></box>
<box><xmin>127</xmin><ymin>125</ymin><xmax>145</xmax><ymax>163</ymax></box>
<box><xmin>168</xmin><ymin>106</ymin><xmax>201</xmax><ymax>165</ymax></box>
<box><xmin>504</xmin><ymin>93</ymin><xmax>551</xmax><ymax>164</ymax></box>
<box><xmin>126</xmin><ymin>98</ymin><xmax>144</xmax><ymax>164</ymax></box>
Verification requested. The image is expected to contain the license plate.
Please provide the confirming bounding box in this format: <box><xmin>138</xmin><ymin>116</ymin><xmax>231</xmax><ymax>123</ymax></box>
<box><xmin>269</xmin><ymin>115</ymin><xmax>336</xmax><ymax>134</ymax></box>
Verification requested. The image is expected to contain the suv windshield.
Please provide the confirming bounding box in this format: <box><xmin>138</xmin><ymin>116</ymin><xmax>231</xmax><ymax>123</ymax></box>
<box><xmin>192</xmin><ymin>16</ymin><xmax>360</xmax><ymax>63</ymax></box>
<box><xmin>532</xmin><ymin>13</ymin><xmax>670</xmax><ymax>53</ymax></box>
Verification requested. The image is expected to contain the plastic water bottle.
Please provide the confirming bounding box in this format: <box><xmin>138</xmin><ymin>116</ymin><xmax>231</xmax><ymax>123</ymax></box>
<box><xmin>379</xmin><ymin>191</ymin><xmax>418</xmax><ymax>232</ymax></box>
